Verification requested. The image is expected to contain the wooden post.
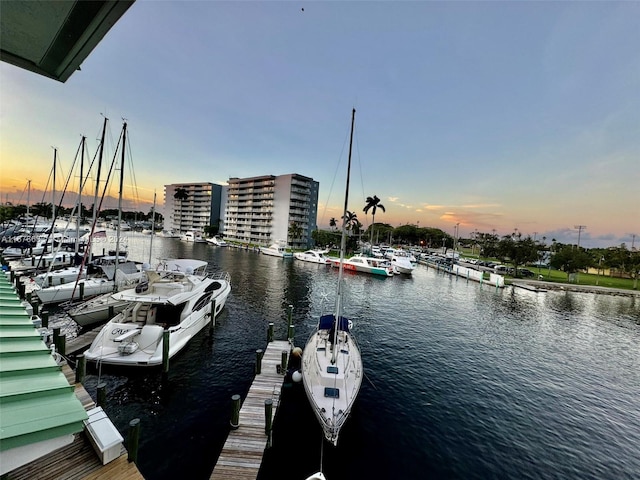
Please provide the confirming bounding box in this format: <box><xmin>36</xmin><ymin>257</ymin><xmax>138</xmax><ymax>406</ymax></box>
<box><xmin>32</xmin><ymin>301</ymin><xmax>39</xmax><ymax>317</ymax></box>
<box><xmin>97</xmin><ymin>382</ymin><xmax>106</xmax><ymax>408</ymax></box>
<box><xmin>127</xmin><ymin>418</ymin><xmax>140</xmax><ymax>463</ymax></box>
<box><xmin>26</xmin><ymin>291</ymin><xmax>32</xmax><ymax>303</ymax></box>
<box><xmin>79</xmin><ymin>282</ymin><xmax>85</xmax><ymax>301</ymax></box>
<box><xmin>267</xmin><ymin>322</ymin><xmax>274</xmax><ymax>342</ymax></box>
<box><xmin>75</xmin><ymin>354</ymin><xmax>86</xmax><ymax>384</ymax></box>
<box><xmin>281</xmin><ymin>350</ymin><xmax>288</xmax><ymax>374</ymax></box>
<box><xmin>255</xmin><ymin>349</ymin><xmax>263</xmax><ymax>375</ymax></box>
<box><xmin>41</xmin><ymin>310</ymin><xmax>49</xmax><ymax>328</ymax></box>
<box><xmin>10</xmin><ymin>270</ymin><xmax>15</xmax><ymax>283</ymax></box>
<box><xmin>17</xmin><ymin>281</ymin><xmax>25</xmax><ymax>300</ymax></box>
<box><xmin>287</xmin><ymin>324</ymin><xmax>295</xmax><ymax>341</ymax></box>
<box><xmin>53</xmin><ymin>327</ymin><xmax>61</xmax><ymax>351</ymax></box>
<box><xmin>108</xmin><ymin>305</ymin><xmax>114</xmax><ymax>318</ymax></box>
<box><xmin>162</xmin><ymin>330</ymin><xmax>170</xmax><ymax>373</ymax></box>
<box><xmin>230</xmin><ymin>394</ymin><xmax>241</xmax><ymax>429</ymax></box>
<box><xmin>209</xmin><ymin>298</ymin><xmax>217</xmax><ymax>336</ymax></box>
<box><xmin>265</xmin><ymin>398</ymin><xmax>273</xmax><ymax>447</ymax></box>
<box><xmin>57</xmin><ymin>330</ymin><xmax>66</xmax><ymax>356</ymax></box>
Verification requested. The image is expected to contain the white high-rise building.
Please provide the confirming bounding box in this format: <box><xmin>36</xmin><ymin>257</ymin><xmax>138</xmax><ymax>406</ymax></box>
<box><xmin>223</xmin><ymin>174</ymin><xmax>319</xmax><ymax>248</ymax></box>
<box><xmin>163</xmin><ymin>183</ymin><xmax>223</xmax><ymax>234</ymax></box>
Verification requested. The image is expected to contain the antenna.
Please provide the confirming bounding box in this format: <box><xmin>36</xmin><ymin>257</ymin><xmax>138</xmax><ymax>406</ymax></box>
<box><xmin>574</xmin><ymin>225</ymin><xmax>587</xmax><ymax>247</ymax></box>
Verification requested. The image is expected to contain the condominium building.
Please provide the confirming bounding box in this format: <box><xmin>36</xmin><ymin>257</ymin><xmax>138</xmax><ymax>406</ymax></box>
<box><xmin>223</xmin><ymin>174</ymin><xmax>319</xmax><ymax>248</ymax></box>
<box><xmin>163</xmin><ymin>183</ymin><xmax>223</xmax><ymax>234</ymax></box>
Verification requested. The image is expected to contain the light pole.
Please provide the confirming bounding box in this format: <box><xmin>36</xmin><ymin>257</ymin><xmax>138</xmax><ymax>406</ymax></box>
<box><xmin>596</xmin><ymin>256</ymin><xmax>604</xmax><ymax>286</ymax></box>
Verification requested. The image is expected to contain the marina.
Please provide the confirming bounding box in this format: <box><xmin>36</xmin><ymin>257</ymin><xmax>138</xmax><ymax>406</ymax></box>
<box><xmin>2</xmin><ymin>234</ymin><xmax>640</xmax><ymax>480</ymax></box>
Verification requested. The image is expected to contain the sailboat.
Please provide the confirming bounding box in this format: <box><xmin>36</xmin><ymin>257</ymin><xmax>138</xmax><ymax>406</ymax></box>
<box><xmin>301</xmin><ymin>109</ymin><xmax>363</xmax><ymax>448</ymax></box>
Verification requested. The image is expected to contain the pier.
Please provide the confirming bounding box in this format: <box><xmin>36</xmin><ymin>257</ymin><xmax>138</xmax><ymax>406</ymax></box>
<box><xmin>210</xmin><ymin>339</ymin><xmax>291</xmax><ymax>480</ymax></box>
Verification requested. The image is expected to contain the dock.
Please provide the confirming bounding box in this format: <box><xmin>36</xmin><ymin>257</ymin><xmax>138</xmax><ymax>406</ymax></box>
<box><xmin>210</xmin><ymin>339</ymin><xmax>291</xmax><ymax>480</ymax></box>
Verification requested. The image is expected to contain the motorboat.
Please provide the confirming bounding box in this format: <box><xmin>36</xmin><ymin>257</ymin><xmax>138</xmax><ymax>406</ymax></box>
<box><xmin>390</xmin><ymin>251</ymin><xmax>416</xmax><ymax>275</ymax></box>
<box><xmin>180</xmin><ymin>231</ymin><xmax>205</xmax><ymax>243</ymax></box>
<box><xmin>158</xmin><ymin>229</ymin><xmax>179</xmax><ymax>238</ymax></box>
<box><xmin>328</xmin><ymin>254</ymin><xmax>394</xmax><ymax>277</ymax></box>
<box><xmin>294</xmin><ymin>249</ymin><xmax>331</xmax><ymax>265</ymax></box>
<box><xmin>83</xmin><ymin>259</ymin><xmax>231</xmax><ymax>367</ymax></box>
<box><xmin>206</xmin><ymin>236</ymin><xmax>227</xmax><ymax>247</ymax></box>
<box><xmin>259</xmin><ymin>242</ymin><xmax>293</xmax><ymax>258</ymax></box>
<box><xmin>302</xmin><ymin>108</ymin><xmax>363</xmax><ymax>448</ymax></box>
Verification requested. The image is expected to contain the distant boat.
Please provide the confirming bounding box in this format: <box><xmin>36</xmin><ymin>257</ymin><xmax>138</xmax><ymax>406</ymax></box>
<box><xmin>390</xmin><ymin>251</ymin><xmax>416</xmax><ymax>275</ymax></box>
<box><xmin>302</xmin><ymin>108</ymin><xmax>363</xmax><ymax>448</ymax></box>
<box><xmin>328</xmin><ymin>254</ymin><xmax>394</xmax><ymax>277</ymax></box>
<box><xmin>206</xmin><ymin>235</ymin><xmax>227</xmax><ymax>247</ymax></box>
<box><xmin>158</xmin><ymin>229</ymin><xmax>179</xmax><ymax>238</ymax></box>
<box><xmin>180</xmin><ymin>231</ymin><xmax>205</xmax><ymax>243</ymax></box>
<box><xmin>294</xmin><ymin>249</ymin><xmax>331</xmax><ymax>265</ymax></box>
<box><xmin>259</xmin><ymin>242</ymin><xmax>293</xmax><ymax>258</ymax></box>
<box><xmin>83</xmin><ymin>259</ymin><xmax>231</xmax><ymax>367</ymax></box>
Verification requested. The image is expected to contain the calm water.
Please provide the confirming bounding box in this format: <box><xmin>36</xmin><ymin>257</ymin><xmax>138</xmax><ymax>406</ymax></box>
<box><xmin>80</xmin><ymin>234</ymin><xmax>640</xmax><ymax>480</ymax></box>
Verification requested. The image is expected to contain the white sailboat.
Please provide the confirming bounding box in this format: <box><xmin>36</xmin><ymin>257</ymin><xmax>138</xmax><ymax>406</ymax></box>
<box><xmin>301</xmin><ymin>108</ymin><xmax>363</xmax><ymax>448</ymax></box>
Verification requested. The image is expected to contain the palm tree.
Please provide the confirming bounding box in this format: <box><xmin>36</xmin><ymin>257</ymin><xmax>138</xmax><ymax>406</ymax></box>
<box><xmin>342</xmin><ymin>210</ymin><xmax>358</xmax><ymax>235</ymax></box>
<box><xmin>329</xmin><ymin>217</ymin><xmax>337</xmax><ymax>231</ymax></box>
<box><xmin>288</xmin><ymin>221</ymin><xmax>303</xmax><ymax>249</ymax></box>
<box><xmin>363</xmin><ymin>195</ymin><xmax>385</xmax><ymax>244</ymax></box>
<box><xmin>173</xmin><ymin>187</ymin><xmax>188</xmax><ymax>233</ymax></box>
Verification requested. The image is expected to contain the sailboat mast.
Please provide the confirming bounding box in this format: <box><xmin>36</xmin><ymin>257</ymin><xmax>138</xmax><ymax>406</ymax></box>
<box><xmin>115</xmin><ymin>122</ymin><xmax>127</xmax><ymax>267</ymax></box>
<box><xmin>333</xmin><ymin>108</ymin><xmax>355</xmax><ymax>363</ymax></box>
<box><xmin>336</xmin><ymin>108</ymin><xmax>356</xmax><ymax>308</ymax></box>
<box><xmin>149</xmin><ymin>191</ymin><xmax>156</xmax><ymax>264</ymax></box>
<box><xmin>76</xmin><ymin>136</ymin><xmax>86</xmax><ymax>256</ymax></box>
<box><xmin>52</xmin><ymin>148</ymin><xmax>56</xmax><ymax>222</ymax></box>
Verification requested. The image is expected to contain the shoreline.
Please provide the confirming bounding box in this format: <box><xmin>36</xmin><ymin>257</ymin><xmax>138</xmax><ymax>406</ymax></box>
<box><xmin>509</xmin><ymin>279</ymin><xmax>640</xmax><ymax>297</ymax></box>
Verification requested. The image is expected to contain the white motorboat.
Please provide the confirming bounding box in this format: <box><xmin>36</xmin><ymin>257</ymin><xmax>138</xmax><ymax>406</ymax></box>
<box><xmin>302</xmin><ymin>109</ymin><xmax>363</xmax><ymax>447</ymax></box>
<box><xmin>259</xmin><ymin>242</ymin><xmax>293</xmax><ymax>258</ymax></box>
<box><xmin>83</xmin><ymin>259</ymin><xmax>231</xmax><ymax>367</ymax></box>
<box><xmin>206</xmin><ymin>236</ymin><xmax>227</xmax><ymax>247</ymax></box>
<box><xmin>158</xmin><ymin>229</ymin><xmax>179</xmax><ymax>238</ymax></box>
<box><xmin>180</xmin><ymin>231</ymin><xmax>205</xmax><ymax>243</ymax></box>
<box><xmin>390</xmin><ymin>251</ymin><xmax>416</xmax><ymax>275</ymax></box>
<box><xmin>328</xmin><ymin>254</ymin><xmax>394</xmax><ymax>277</ymax></box>
<box><xmin>294</xmin><ymin>249</ymin><xmax>331</xmax><ymax>265</ymax></box>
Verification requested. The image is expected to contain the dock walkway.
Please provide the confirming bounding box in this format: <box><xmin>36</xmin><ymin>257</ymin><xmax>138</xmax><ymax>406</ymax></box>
<box><xmin>210</xmin><ymin>339</ymin><xmax>291</xmax><ymax>480</ymax></box>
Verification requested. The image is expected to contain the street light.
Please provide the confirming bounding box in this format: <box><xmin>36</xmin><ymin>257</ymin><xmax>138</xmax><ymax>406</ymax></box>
<box><xmin>596</xmin><ymin>256</ymin><xmax>604</xmax><ymax>286</ymax></box>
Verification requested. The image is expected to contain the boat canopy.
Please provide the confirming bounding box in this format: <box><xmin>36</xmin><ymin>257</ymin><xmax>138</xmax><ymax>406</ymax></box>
<box><xmin>319</xmin><ymin>314</ymin><xmax>350</xmax><ymax>332</ymax></box>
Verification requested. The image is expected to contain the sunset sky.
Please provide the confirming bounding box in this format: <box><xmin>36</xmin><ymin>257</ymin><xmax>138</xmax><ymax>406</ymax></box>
<box><xmin>1</xmin><ymin>1</ymin><xmax>638</xmax><ymax>248</ymax></box>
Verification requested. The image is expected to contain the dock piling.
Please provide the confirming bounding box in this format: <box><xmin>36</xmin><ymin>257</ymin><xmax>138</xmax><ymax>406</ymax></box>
<box><xmin>162</xmin><ymin>330</ymin><xmax>170</xmax><ymax>373</ymax></box>
<box><xmin>97</xmin><ymin>382</ymin><xmax>107</xmax><ymax>408</ymax></box>
<box><xmin>127</xmin><ymin>418</ymin><xmax>140</xmax><ymax>464</ymax></box>
<box><xmin>267</xmin><ymin>322</ymin><xmax>274</xmax><ymax>342</ymax></box>
<box><xmin>255</xmin><ymin>349</ymin><xmax>263</xmax><ymax>375</ymax></box>
<box><xmin>75</xmin><ymin>354</ymin><xmax>86</xmax><ymax>384</ymax></box>
<box><xmin>281</xmin><ymin>350</ymin><xmax>288</xmax><ymax>375</ymax></box>
<box><xmin>265</xmin><ymin>398</ymin><xmax>273</xmax><ymax>447</ymax></box>
<box><xmin>41</xmin><ymin>310</ymin><xmax>49</xmax><ymax>328</ymax></box>
<box><xmin>230</xmin><ymin>394</ymin><xmax>241</xmax><ymax>429</ymax></box>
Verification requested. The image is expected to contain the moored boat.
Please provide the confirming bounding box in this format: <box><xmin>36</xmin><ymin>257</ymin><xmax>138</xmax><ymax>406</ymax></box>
<box><xmin>294</xmin><ymin>249</ymin><xmax>331</xmax><ymax>265</ymax></box>
<box><xmin>260</xmin><ymin>242</ymin><xmax>293</xmax><ymax>258</ymax></box>
<box><xmin>83</xmin><ymin>259</ymin><xmax>231</xmax><ymax>367</ymax></box>
<box><xmin>328</xmin><ymin>254</ymin><xmax>394</xmax><ymax>277</ymax></box>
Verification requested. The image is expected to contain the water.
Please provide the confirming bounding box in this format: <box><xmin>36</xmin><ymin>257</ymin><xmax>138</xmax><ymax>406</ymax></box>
<box><xmin>80</xmin><ymin>234</ymin><xmax>640</xmax><ymax>480</ymax></box>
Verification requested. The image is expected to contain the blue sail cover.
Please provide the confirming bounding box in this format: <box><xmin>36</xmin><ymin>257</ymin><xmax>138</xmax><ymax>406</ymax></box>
<box><xmin>319</xmin><ymin>314</ymin><xmax>350</xmax><ymax>332</ymax></box>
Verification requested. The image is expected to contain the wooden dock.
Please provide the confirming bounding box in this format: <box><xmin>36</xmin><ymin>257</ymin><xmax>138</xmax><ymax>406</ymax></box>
<box><xmin>66</xmin><ymin>325</ymin><xmax>103</xmax><ymax>356</ymax></box>
<box><xmin>210</xmin><ymin>339</ymin><xmax>291</xmax><ymax>480</ymax></box>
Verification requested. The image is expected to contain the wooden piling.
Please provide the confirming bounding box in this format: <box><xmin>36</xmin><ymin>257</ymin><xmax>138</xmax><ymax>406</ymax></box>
<box><xmin>162</xmin><ymin>330</ymin><xmax>170</xmax><ymax>373</ymax></box>
<box><xmin>41</xmin><ymin>310</ymin><xmax>49</xmax><ymax>328</ymax></box>
<box><xmin>75</xmin><ymin>354</ymin><xmax>86</xmax><ymax>384</ymax></box>
<box><xmin>97</xmin><ymin>382</ymin><xmax>106</xmax><ymax>408</ymax></box>
<box><xmin>128</xmin><ymin>418</ymin><xmax>141</xmax><ymax>464</ymax></box>
<box><xmin>255</xmin><ymin>349</ymin><xmax>263</xmax><ymax>375</ymax></box>
<box><xmin>79</xmin><ymin>282</ymin><xmax>85</xmax><ymax>301</ymax></box>
<box><xmin>281</xmin><ymin>350</ymin><xmax>288</xmax><ymax>374</ymax></box>
<box><xmin>264</xmin><ymin>398</ymin><xmax>273</xmax><ymax>447</ymax></box>
<box><xmin>230</xmin><ymin>394</ymin><xmax>241</xmax><ymax>429</ymax></box>
<box><xmin>267</xmin><ymin>322</ymin><xmax>274</xmax><ymax>342</ymax></box>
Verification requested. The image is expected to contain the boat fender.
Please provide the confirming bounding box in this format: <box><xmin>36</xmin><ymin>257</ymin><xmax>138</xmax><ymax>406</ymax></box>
<box><xmin>292</xmin><ymin>370</ymin><xmax>302</xmax><ymax>383</ymax></box>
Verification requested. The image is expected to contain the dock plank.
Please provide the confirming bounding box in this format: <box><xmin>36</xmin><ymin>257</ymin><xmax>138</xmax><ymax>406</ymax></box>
<box><xmin>209</xmin><ymin>339</ymin><xmax>290</xmax><ymax>480</ymax></box>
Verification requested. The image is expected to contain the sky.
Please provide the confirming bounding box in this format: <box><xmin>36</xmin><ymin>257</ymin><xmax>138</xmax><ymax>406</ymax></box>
<box><xmin>1</xmin><ymin>1</ymin><xmax>638</xmax><ymax>249</ymax></box>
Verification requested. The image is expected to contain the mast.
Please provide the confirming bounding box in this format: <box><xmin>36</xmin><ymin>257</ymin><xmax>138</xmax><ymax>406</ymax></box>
<box><xmin>76</xmin><ymin>136</ymin><xmax>86</xmax><ymax>256</ymax></box>
<box><xmin>149</xmin><ymin>191</ymin><xmax>156</xmax><ymax>264</ymax></box>
<box><xmin>26</xmin><ymin>179</ymin><xmax>31</xmax><ymax>218</ymax></box>
<box><xmin>333</xmin><ymin>108</ymin><xmax>355</xmax><ymax>364</ymax></box>
<box><xmin>90</xmin><ymin>116</ymin><xmax>108</xmax><ymax>262</ymax></box>
<box><xmin>115</xmin><ymin>121</ymin><xmax>127</xmax><ymax>268</ymax></box>
<box><xmin>52</xmin><ymin>148</ymin><xmax>56</xmax><ymax>223</ymax></box>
